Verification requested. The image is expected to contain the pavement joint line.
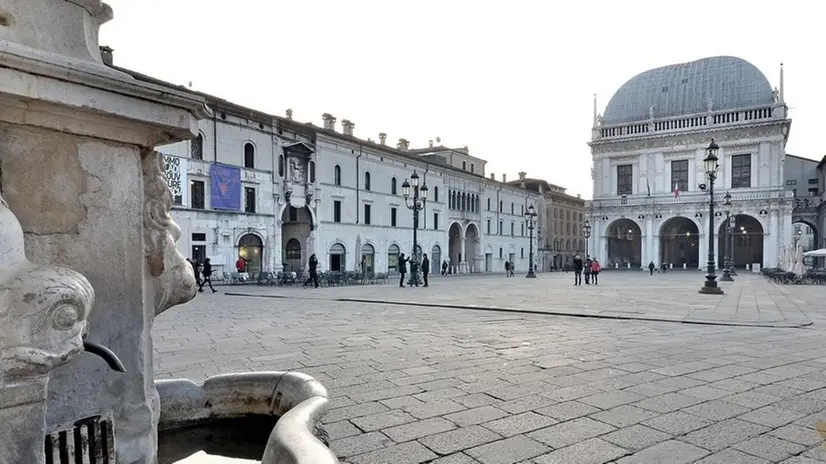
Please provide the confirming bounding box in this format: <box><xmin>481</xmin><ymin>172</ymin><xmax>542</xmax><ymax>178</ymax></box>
<box><xmin>223</xmin><ymin>292</ymin><xmax>813</xmax><ymax>329</ymax></box>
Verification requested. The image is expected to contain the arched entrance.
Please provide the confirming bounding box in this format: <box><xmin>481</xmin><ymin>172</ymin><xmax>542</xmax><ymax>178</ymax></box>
<box><xmin>431</xmin><ymin>245</ymin><xmax>442</xmax><ymax>274</ymax></box>
<box><xmin>388</xmin><ymin>244</ymin><xmax>400</xmax><ymax>274</ymax></box>
<box><xmin>464</xmin><ymin>223</ymin><xmax>480</xmax><ymax>272</ymax></box>
<box><xmin>238</xmin><ymin>234</ymin><xmax>264</xmax><ymax>273</ymax></box>
<box><xmin>360</xmin><ymin>244</ymin><xmax>375</xmax><ymax>276</ymax></box>
<box><xmin>281</xmin><ymin>206</ymin><xmax>313</xmax><ymax>272</ymax></box>
<box><xmin>448</xmin><ymin>223</ymin><xmax>462</xmax><ymax>267</ymax></box>
<box><xmin>606</xmin><ymin>219</ymin><xmax>642</xmax><ymax>268</ymax></box>
<box><xmin>329</xmin><ymin>243</ymin><xmax>346</xmax><ymax>272</ymax></box>
<box><xmin>659</xmin><ymin>217</ymin><xmax>700</xmax><ymax>269</ymax></box>
<box><xmin>793</xmin><ymin>221</ymin><xmax>817</xmax><ymax>252</ymax></box>
<box><xmin>718</xmin><ymin>214</ymin><xmax>764</xmax><ymax>269</ymax></box>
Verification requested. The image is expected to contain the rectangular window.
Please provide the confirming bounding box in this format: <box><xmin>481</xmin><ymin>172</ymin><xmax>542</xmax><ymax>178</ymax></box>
<box><xmin>191</xmin><ymin>245</ymin><xmax>206</xmax><ymax>263</ymax></box>
<box><xmin>462</xmin><ymin>160</ymin><xmax>467</xmax><ymax>170</ymax></box>
<box><xmin>671</xmin><ymin>160</ymin><xmax>689</xmax><ymax>192</ymax></box>
<box><xmin>391</xmin><ymin>207</ymin><xmax>397</xmax><ymax>227</ymax></box>
<box><xmin>364</xmin><ymin>204</ymin><xmax>371</xmax><ymax>225</ymax></box>
<box><xmin>510</xmin><ymin>222</ymin><xmax>515</xmax><ymax>236</ymax></box>
<box><xmin>333</xmin><ymin>200</ymin><xmax>342</xmax><ymax>223</ymax></box>
<box><xmin>499</xmin><ymin>220</ymin><xmax>503</xmax><ymax>235</ymax></box>
<box><xmin>499</xmin><ymin>248</ymin><xmax>503</xmax><ymax>258</ymax></box>
<box><xmin>244</xmin><ymin>187</ymin><xmax>256</xmax><ymax>213</ymax></box>
<box><xmin>731</xmin><ymin>154</ymin><xmax>751</xmax><ymax>188</ymax></box>
<box><xmin>487</xmin><ymin>219</ymin><xmax>491</xmax><ymax>234</ymax></box>
<box><xmin>786</xmin><ymin>179</ymin><xmax>797</xmax><ymax>186</ymax></box>
<box><xmin>617</xmin><ymin>164</ymin><xmax>633</xmax><ymax>195</ymax></box>
<box><xmin>470</xmin><ymin>164</ymin><xmax>475</xmax><ymax>173</ymax></box>
<box><xmin>433</xmin><ymin>212</ymin><xmax>439</xmax><ymax>230</ymax></box>
<box><xmin>521</xmin><ymin>223</ymin><xmax>525</xmax><ymax>236</ymax></box>
<box><xmin>809</xmin><ymin>178</ymin><xmax>819</xmax><ymax>185</ymax></box>
<box><xmin>521</xmin><ymin>248</ymin><xmax>524</xmax><ymax>258</ymax></box>
<box><xmin>191</xmin><ymin>180</ymin><xmax>205</xmax><ymax>209</ymax></box>
<box><xmin>191</xmin><ymin>233</ymin><xmax>207</xmax><ymax>242</ymax></box>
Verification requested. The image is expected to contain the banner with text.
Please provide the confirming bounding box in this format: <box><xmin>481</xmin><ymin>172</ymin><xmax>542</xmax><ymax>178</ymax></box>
<box><xmin>163</xmin><ymin>155</ymin><xmax>188</xmax><ymax>207</ymax></box>
<box><xmin>210</xmin><ymin>163</ymin><xmax>241</xmax><ymax>211</ymax></box>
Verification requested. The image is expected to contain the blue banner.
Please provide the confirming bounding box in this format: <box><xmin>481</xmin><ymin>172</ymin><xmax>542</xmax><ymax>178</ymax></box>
<box><xmin>210</xmin><ymin>163</ymin><xmax>241</xmax><ymax>211</ymax></box>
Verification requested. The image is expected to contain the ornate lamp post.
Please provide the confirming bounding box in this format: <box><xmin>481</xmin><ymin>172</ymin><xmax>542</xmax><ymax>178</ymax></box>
<box><xmin>583</xmin><ymin>220</ymin><xmax>592</xmax><ymax>257</ymax></box>
<box><xmin>721</xmin><ymin>191</ymin><xmax>734</xmax><ymax>282</ymax></box>
<box><xmin>402</xmin><ymin>171</ymin><xmax>428</xmax><ymax>286</ymax></box>
<box><xmin>699</xmin><ymin>139</ymin><xmax>724</xmax><ymax>295</ymax></box>
<box><xmin>525</xmin><ymin>204</ymin><xmax>538</xmax><ymax>278</ymax></box>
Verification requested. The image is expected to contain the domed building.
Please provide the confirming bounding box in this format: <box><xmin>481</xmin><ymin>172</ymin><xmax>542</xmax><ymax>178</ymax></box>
<box><xmin>587</xmin><ymin>56</ymin><xmax>792</xmax><ymax>271</ymax></box>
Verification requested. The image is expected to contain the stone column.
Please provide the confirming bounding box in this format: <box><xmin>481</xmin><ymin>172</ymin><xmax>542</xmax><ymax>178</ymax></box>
<box><xmin>459</xmin><ymin>236</ymin><xmax>466</xmax><ymax>272</ymax></box>
<box><xmin>0</xmin><ymin>2</ymin><xmax>207</xmax><ymax>462</ymax></box>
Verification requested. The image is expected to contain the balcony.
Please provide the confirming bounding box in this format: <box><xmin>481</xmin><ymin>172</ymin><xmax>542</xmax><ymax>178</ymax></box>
<box><xmin>587</xmin><ymin>188</ymin><xmax>789</xmax><ymax>211</ymax></box>
<box><xmin>593</xmin><ymin>104</ymin><xmax>783</xmax><ymax>142</ymax></box>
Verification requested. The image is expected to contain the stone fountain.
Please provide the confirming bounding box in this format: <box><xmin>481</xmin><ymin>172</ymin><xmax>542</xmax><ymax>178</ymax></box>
<box><xmin>0</xmin><ymin>1</ymin><xmax>336</xmax><ymax>463</ymax></box>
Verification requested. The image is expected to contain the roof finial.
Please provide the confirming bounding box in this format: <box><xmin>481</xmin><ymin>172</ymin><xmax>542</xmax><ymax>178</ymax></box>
<box><xmin>779</xmin><ymin>62</ymin><xmax>785</xmax><ymax>104</ymax></box>
<box><xmin>592</xmin><ymin>93</ymin><xmax>598</xmax><ymax>127</ymax></box>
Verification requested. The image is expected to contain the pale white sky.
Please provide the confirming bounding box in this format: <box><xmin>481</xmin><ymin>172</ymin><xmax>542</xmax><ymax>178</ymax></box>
<box><xmin>100</xmin><ymin>0</ymin><xmax>822</xmax><ymax>199</ymax></box>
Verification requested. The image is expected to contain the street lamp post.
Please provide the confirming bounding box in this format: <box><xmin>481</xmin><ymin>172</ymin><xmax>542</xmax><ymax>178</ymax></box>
<box><xmin>721</xmin><ymin>191</ymin><xmax>734</xmax><ymax>282</ymax></box>
<box><xmin>583</xmin><ymin>220</ymin><xmax>592</xmax><ymax>258</ymax></box>
<box><xmin>402</xmin><ymin>170</ymin><xmax>427</xmax><ymax>286</ymax></box>
<box><xmin>525</xmin><ymin>204</ymin><xmax>537</xmax><ymax>278</ymax></box>
<box><xmin>699</xmin><ymin>139</ymin><xmax>724</xmax><ymax>295</ymax></box>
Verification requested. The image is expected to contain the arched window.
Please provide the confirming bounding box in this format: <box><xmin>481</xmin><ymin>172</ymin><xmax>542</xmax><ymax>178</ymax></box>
<box><xmin>434</xmin><ymin>186</ymin><xmax>439</xmax><ymax>202</ymax></box>
<box><xmin>191</xmin><ymin>133</ymin><xmax>204</xmax><ymax>160</ymax></box>
<box><xmin>334</xmin><ymin>165</ymin><xmax>342</xmax><ymax>186</ymax></box>
<box><xmin>278</xmin><ymin>155</ymin><xmax>285</xmax><ymax>177</ymax></box>
<box><xmin>511</xmin><ymin>203</ymin><xmax>514</xmax><ymax>214</ymax></box>
<box><xmin>364</xmin><ymin>172</ymin><xmax>371</xmax><ymax>191</ymax></box>
<box><xmin>391</xmin><ymin>177</ymin><xmax>397</xmax><ymax>195</ymax></box>
<box><xmin>487</xmin><ymin>198</ymin><xmax>491</xmax><ymax>210</ymax></box>
<box><xmin>285</xmin><ymin>238</ymin><xmax>301</xmax><ymax>260</ymax></box>
<box><xmin>243</xmin><ymin>142</ymin><xmax>255</xmax><ymax>169</ymax></box>
<box><xmin>309</xmin><ymin>161</ymin><xmax>316</xmax><ymax>183</ymax></box>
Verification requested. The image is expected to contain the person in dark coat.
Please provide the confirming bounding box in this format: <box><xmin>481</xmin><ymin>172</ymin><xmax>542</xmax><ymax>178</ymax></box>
<box><xmin>410</xmin><ymin>256</ymin><xmax>419</xmax><ymax>287</ymax></box>
<box><xmin>442</xmin><ymin>260</ymin><xmax>448</xmax><ymax>275</ymax></box>
<box><xmin>421</xmin><ymin>253</ymin><xmax>430</xmax><ymax>287</ymax></box>
<box><xmin>189</xmin><ymin>258</ymin><xmax>202</xmax><ymax>287</ymax></box>
<box><xmin>583</xmin><ymin>256</ymin><xmax>592</xmax><ymax>284</ymax></box>
<box><xmin>304</xmin><ymin>254</ymin><xmax>320</xmax><ymax>288</ymax></box>
<box><xmin>199</xmin><ymin>258</ymin><xmax>217</xmax><ymax>293</ymax></box>
<box><xmin>573</xmin><ymin>255</ymin><xmax>584</xmax><ymax>286</ymax></box>
<box><xmin>398</xmin><ymin>253</ymin><xmax>409</xmax><ymax>288</ymax></box>
<box><xmin>648</xmin><ymin>261</ymin><xmax>656</xmax><ymax>276</ymax></box>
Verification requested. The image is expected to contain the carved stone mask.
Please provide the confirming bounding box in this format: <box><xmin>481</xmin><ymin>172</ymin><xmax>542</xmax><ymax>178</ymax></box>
<box><xmin>0</xmin><ymin>266</ymin><xmax>95</xmax><ymax>377</ymax></box>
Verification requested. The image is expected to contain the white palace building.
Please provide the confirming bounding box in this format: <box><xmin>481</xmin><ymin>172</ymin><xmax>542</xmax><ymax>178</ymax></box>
<box><xmin>121</xmin><ymin>70</ymin><xmax>543</xmax><ymax>277</ymax></box>
<box><xmin>586</xmin><ymin>56</ymin><xmax>793</xmax><ymax>271</ymax></box>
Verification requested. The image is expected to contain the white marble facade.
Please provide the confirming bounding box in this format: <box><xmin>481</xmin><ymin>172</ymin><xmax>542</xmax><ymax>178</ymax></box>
<box><xmin>154</xmin><ymin>96</ymin><xmax>539</xmax><ymax>277</ymax></box>
<box><xmin>586</xmin><ymin>56</ymin><xmax>793</xmax><ymax>270</ymax></box>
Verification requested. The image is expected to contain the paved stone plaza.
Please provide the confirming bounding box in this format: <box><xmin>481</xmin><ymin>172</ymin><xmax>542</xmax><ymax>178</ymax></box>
<box><xmin>155</xmin><ymin>273</ymin><xmax>826</xmax><ymax>463</ymax></box>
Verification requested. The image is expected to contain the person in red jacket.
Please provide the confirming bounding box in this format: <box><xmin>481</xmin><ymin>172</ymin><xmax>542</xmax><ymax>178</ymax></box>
<box><xmin>235</xmin><ymin>256</ymin><xmax>246</xmax><ymax>273</ymax></box>
<box><xmin>590</xmin><ymin>258</ymin><xmax>601</xmax><ymax>285</ymax></box>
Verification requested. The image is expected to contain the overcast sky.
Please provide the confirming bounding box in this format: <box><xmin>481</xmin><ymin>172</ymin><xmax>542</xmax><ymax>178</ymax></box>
<box><xmin>99</xmin><ymin>0</ymin><xmax>822</xmax><ymax>199</ymax></box>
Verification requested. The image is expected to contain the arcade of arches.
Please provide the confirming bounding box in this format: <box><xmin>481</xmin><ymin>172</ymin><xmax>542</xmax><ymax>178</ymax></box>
<box><xmin>448</xmin><ymin>222</ymin><xmax>480</xmax><ymax>272</ymax></box>
<box><xmin>281</xmin><ymin>205</ymin><xmax>313</xmax><ymax>272</ymax></box>
<box><xmin>606</xmin><ymin>219</ymin><xmax>642</xmax><ymax>269</ymax></box>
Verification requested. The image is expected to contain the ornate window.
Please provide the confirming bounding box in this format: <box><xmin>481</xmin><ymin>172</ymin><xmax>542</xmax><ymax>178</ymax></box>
<box><xmin>731</xmin><ymin>154</ymin><xmax>751</xmax><ymax>188</ymax></box>
<box><xmin>391</xmin><ymin>177</ymin><xmax>397</xmax><ymax>195</ymax></box>
<box><xmin>617</xmin><ymin>164</ymin><xmax>633</xmax><ymax>195</ymax></box>
<box><xmin>364</xmin><ymin>171</ymin><xmax>371</xmax><ymax>191</ymax></box>
<box><xmin>671</xmin><ymin>160</ymin><xmax>689</xmax><ymax>192</ymax></box>
<box><xmin>243</xmin><ymin>142</ymin><xmax>255</xmax><ymax>169</ymax></box>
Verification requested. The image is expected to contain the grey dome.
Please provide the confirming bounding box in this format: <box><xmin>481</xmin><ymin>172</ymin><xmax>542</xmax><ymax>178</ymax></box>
<box><xmin>602</xmin><ymin>56</ymin><xmax>774</xmax><ymax>125</ymax></box>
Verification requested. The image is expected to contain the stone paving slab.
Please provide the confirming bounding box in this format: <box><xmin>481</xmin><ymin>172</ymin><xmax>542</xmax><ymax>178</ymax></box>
<box><xmin>155</xmin><ymin>276</ymin><xmax>826</xmax><ymax>463</ymax></box>
<box><xmin>226</xmin><ymin>272</ymin><xmax>815</xmax><ymax>328</ymax></box>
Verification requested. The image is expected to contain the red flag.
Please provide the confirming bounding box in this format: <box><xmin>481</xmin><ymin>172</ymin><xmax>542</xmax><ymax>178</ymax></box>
<box><xmin>673</xmin><ymin>183</ymin><xmax>680</xmax><ymax>199</ymax></box>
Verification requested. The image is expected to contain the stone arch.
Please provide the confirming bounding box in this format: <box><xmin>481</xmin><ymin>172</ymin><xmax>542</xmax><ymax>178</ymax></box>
<box><xmin>448</xmin><ymin>222</ymin><xmax>463</xmax><ymax>266</ymax></box>
<box><xmin>465</xmin><ymin>223</ymin><xmax>480</xmax><ymax>271</ymax></box>
<box><xmin>605</xmin><ymin>218</ymin><xmax>643</xmax><ymax>268</ymax></box>
<box><xmin>279</xmin><ymin>204</ymin><xmax>315</xmax><ymax>272</ymax></box>
<box><xmin>387</xmin><ymin>242</ymin><xmax>401</xmax><ymax>273</ymax></box>
<box><xmin>792</xmin><ymin>219</ymin><xmax>819</xmax><ymax>252</ymax></box>
<box><xmin>237</xmin><ymin>232</ymin><xmax>264</xmax><ymax>273</ymax></box>
<box><xmin>328</xmin><ymin>242</ymin><xmax>347</xmax><ymax>272</ymax></box>
<box><xmin>718</xmin><ymin>214</ymin><xmax>764</xmax><ymax>269</ymax></box>
<box><xmin>659</xmin><ymin>216</ymin><xmax>700</xmax><ymax>269</ymax></box>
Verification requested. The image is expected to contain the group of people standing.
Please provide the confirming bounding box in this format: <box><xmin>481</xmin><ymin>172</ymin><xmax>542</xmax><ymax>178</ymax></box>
<box><xmin>397</xmin><ymin>253</ymin><xmax>431</xmax><ymax>288</ymax></box>
<box><xmin>572</xmin><ymin>255</ymin><xmax>601</xmax><ymax>286</ymax></box>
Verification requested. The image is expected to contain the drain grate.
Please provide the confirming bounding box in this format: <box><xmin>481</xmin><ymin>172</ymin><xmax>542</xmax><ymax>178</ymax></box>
<box><xmin>45</xmin><ymin>415</ymin><xmax>115</xmax><ymax>464</ymax></box>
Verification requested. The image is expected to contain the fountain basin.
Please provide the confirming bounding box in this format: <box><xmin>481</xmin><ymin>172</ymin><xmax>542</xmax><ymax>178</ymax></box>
<box><xmin>156</xmin><ymin>372</ymin><xmax>337</xmax><ymax>464</ymax></box>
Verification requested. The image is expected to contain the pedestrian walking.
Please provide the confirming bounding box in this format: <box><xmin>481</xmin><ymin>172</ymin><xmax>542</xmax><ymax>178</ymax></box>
<box><xmin>591</xmin><ymin>258</ymin><xmax>601</xmax><ymax>285</ymax></box>
<box><xmin>398</xmin><ymin>253</ymin><xmax>409</xmax><ymax>287</ymax></box>
<box><xmin>421</xmin><ymin>254</ymin><xmax>430</xmax><ymax>287</ymax></box>
<box><xmin>199</xmin><ymin>258</ymin><xmax>217</xmax><ymax>293</ymax></box>
<box><xmin>648</xmin><ymin>261</ymin><xmax>655</xmax><ymax>275</ymax></box>
<box><xmin>509</xmin><ymin>261</ymin><xmax>515</xmax><ymax>277</ymax></box>
<box><xmin>504</xmin><ymin>260</ymin><xmax>511</xmax><ymax>277</ymax></box>
<box><xmin>573</xmin><ymin>255</ymin><xmax>583</xmax><ymax>286</ymax></box>
<box><xmin>304</xmin><ymin>254</ymin><xmax>320</xmax><ymax>288</ymax></box>
<box><xmin>441</xmin><ymin>260</ymin><xmax>448</xmax><ymax>275</ymax></box>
